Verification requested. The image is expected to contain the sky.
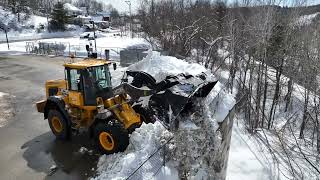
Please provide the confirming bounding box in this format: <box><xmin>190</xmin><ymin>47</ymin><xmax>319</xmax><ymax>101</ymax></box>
<box><xmin>99</xmin><ymin>0</ymin><xmax>320</xmax><ymax>13</ymax></box>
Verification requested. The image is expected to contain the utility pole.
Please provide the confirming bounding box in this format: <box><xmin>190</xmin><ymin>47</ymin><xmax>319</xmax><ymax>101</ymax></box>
<box><xmin>5</xmin><ymin>29</ymin><xmax>9</xmax><ymax>50</ymax></box>
<box><xmin>125</xmin><ymin>0</ymin><xmax>132</xmax><ymax>38</ymax></box>
<box><xmin>89</xmin><ymin>20</ymin><xmax>97</xmax><ymax>52</ymax></box>
<box><xmin>45</xmin><ymin>1</ymin><xmax>49</xmax><ymax>25</ymax></box>
<box><xmin>0</xmin><ymin>27</ymin><xmax>9</xmax><ymax>50</ymax></box>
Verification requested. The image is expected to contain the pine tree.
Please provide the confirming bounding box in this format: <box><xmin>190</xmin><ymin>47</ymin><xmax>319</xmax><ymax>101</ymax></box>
<box><xmin>49</xmin><ymin>2</ymin><xmax>70</xmax><ymax>31</ymax></box>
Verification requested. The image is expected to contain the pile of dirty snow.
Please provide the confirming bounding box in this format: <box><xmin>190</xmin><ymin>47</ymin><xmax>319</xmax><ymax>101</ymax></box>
<box><xmin>92</xmin><ymin>122</ymin><xmax>177</xmax><ymax>180</ymax></box>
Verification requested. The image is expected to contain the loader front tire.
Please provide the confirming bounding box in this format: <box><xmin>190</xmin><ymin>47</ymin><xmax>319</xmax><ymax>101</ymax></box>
<box><xmin>48</xmin><ymin>110</ymin><xmax>70</xmax><ymax>140</ymax></box>
<box><xmin>94</xmin><ymin>120</ymin><xmax>129</xmax><ymax>154</ymax></box>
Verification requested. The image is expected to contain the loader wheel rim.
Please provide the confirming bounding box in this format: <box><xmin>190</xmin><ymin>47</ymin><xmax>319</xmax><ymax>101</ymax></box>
<box><xmin>52</xmin><ymin>116</ymin><xmax>63</xmax><ymax>133</ymax></box>
<box><xmin>99</xmin><ymin>132</ymin><xmax>115</xmax><ymax>151</ymax></box>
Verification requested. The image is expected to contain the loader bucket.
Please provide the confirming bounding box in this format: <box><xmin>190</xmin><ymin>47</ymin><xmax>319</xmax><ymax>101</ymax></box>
<box><xmin>146</xmin><ymin>73</ymin><xmax>218</xmax><ymax>125</ymax></box>
<box><xmin>119</xmin><ymin>71</ymin><xmax>220</xmax><ymax>127</ymax></box>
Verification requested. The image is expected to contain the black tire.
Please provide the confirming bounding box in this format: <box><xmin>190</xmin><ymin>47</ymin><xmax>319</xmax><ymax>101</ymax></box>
<box><xmin>48</xmin><ymin>110</ymin><xmax>70</xmax><ymax>140</ymax></box>
<box><xmin>94</xmin><ymin>120</ymin><xmax>129</xmax><ymax>154</ymax></box>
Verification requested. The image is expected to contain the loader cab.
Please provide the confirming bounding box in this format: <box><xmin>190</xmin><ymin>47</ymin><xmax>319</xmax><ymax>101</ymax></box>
<box><xmin>64</xmin><ymin>60</ymin><xmax>113</xmax><ymax>106</ymax></box>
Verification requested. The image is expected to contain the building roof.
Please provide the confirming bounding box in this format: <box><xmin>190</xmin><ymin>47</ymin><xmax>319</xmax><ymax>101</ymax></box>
<box><xmin>64</xmin><ymin>59</ymin><xmax>111</xmax><ymax>69</ymax></box>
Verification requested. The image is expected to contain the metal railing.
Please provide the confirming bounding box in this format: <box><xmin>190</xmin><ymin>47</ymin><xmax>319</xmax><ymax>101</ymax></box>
<box><xmin>126</xmin><ymin>136</ymin><xmax>174</xmax><ymax>180</ymax></box>
<box><xmin>25</xmin><ymin>41</ymin><xmax>150</xmax><ymax>62</ymax></box>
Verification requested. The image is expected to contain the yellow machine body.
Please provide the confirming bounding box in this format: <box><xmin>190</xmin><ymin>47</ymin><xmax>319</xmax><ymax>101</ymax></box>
<box><xmin>37</xmin><ymin>59</ymin><xmax>141</xmax><ymax>130</ymax></box>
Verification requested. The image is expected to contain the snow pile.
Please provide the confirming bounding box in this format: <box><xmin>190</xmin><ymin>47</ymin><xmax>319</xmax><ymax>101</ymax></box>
<box><xmin>128</xmin><ymin>51</ymin><xmax>212</xmax><ymax>81</ymax></box>
<box><xmin>92</xmin><ymin>122</ymin><xmax>176</xmax><ymax>180</ymax></box>
<box><xmin>295</xmin><ymin>12</ymin><xmax>320</xmax><ymax>26</ymax></box>
<box><xmin>0</xmin><ymin>92</ymin><xmax>14</xmax><ymax>127</ymax></box>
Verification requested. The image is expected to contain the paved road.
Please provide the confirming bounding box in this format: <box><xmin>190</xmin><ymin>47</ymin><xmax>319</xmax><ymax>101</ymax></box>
<box><xmin>0</xmin><ymin>55</ymin><xmax>100</xmax><ymax>180</ymax></box>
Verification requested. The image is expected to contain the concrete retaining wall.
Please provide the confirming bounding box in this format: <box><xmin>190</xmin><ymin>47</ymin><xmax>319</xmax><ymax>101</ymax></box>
<box><xmin>120</xmin><ymin>49</ymin><xmax>149</xmax><ymax>67</ymax></box>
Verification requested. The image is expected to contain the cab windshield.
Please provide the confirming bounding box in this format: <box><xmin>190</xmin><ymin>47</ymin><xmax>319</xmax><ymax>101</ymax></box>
<box><xmin>86</xmin><ymin>65</ymin><xmax>112</xmax><ymax>89</ymax></box>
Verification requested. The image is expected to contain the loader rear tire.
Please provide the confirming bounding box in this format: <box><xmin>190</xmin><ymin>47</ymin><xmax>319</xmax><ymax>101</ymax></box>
<box><xmin>48</xmin><ymin>110</ymin><xmax>70</xmax><ymax>140</ymax></box>
<box><xmin>94</xmin><ymin>120</ymin><xmax>129</xmax><ymax>154</ymax></box>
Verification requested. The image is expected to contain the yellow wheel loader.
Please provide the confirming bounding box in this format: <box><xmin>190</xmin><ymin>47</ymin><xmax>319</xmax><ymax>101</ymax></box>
<box><xmin>36</xmin><ymin>58</ymin><xmax>217</xmax><ymax>154</ymax></box>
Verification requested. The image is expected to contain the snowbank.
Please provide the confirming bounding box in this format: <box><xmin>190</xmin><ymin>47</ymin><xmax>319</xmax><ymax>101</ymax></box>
<box><xmin>128</xmin><ymin>51</ymin><xmax>212</xmax><ymax>81</ymax></box>
<box><xmin>92</xmin><ymin>122</ymin><xmax>177</xmax><ymax>180</ymax></box>
<box><xmin>0</xmin><ymin>32</ymin><xmax>149</xmax><ymax>60</ymax></box>
<box><xmin>295</xmin><ymin>12</ymin><xmax>320</xmax><ymax>26</ymax></box>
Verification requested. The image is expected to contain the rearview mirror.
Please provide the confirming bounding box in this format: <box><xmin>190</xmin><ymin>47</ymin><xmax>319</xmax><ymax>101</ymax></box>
<box><xmin>113</xmin><ymin>63</ymin><xmax>117</xmax><ymax>70</ymax></box>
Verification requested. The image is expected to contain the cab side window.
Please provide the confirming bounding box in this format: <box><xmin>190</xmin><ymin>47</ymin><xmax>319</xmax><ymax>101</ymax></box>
<box><xmin>69</xmin><ymin>69</ymin><xmax>81</xmax><ymax>91</ymax></box>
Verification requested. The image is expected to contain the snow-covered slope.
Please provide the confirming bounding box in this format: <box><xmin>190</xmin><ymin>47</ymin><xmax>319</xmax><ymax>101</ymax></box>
<box><xmin>295</xmin><ymin>12</ymin><xmax>320</xmax><ymax>26</ymax></box>
<box><xmin>0</xmin><ymin>6</ymin><xmax>47</xmax><ymax>30</ymax></box>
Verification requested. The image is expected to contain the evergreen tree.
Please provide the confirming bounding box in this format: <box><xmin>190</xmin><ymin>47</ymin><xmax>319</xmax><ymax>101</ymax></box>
<box><xmin>49</xmin><ymin>2</ymin><xmax>69</xmax><ymax>31</ymax></box>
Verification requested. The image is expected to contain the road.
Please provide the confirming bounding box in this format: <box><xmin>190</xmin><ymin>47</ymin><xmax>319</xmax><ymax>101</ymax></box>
<box><xmin>0</xmin><ymin>55</ymin><xmax>103</xmax><ymax>180</ymax></box>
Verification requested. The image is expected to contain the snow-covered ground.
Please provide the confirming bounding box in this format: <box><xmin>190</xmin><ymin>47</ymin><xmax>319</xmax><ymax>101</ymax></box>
<box><xmin>227</xmin><ymin>119</ymin><xmax>274</xmax><ymax>180</ymax></box>
<box><xmin>0</xmin><ymin>32</ymin><xmax>150</xmax><ymax>59</ymax></box>
<box><xmin>225</xmin><ymin>54</ymin><xmax>320</xmax><ymax>179</ymax></box>
<box><xmin>295</xmin><ymin>12</ymin><xmax>320</xmax><ymax>26</ymax></box>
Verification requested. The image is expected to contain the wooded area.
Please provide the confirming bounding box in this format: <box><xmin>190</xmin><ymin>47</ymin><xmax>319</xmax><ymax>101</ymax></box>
<box><xmin>136</xmin><ymin>0</ymin><xmax>320</xmax><ymax>178</ymax></box>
